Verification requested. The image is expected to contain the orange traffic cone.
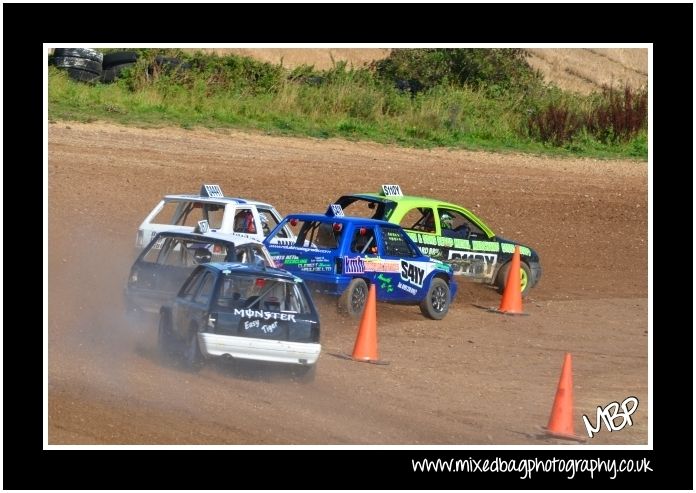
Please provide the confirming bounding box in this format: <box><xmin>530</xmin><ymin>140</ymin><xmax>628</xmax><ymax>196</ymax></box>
<box><xmin>495</xmin><ymin>245</ymin><xmax>525</xmax><ymax>315</ymax></box>
<box><xmin>545</xmin><ymin>353</ymin><xmax>583</xmax><ymax>441</ymax></box>
<box><xmin>351</xmin><ymin>283</ymin><xmax>379</xmax><ymax>361</ymax></box>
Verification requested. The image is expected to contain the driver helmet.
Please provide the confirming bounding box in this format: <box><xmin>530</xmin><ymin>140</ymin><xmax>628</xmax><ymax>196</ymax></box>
<box><xmin>440</xmin><ymin>212</ymin><xmax>454</xmax><ymax>229</ymax></box>
<box><xmin>259</xmin><ymin>213</ymin><xmax>268</xmax><ymax>225</ymax></box>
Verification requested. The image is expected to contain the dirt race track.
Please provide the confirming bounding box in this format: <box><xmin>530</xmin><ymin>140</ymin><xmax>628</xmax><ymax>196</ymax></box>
<box><xmin>47</xmin><ymin>123</ymin><xmax>648</xmax><ymax>445</ymax></box>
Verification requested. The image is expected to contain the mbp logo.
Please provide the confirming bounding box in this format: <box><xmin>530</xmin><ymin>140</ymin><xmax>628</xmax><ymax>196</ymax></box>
<box><xmin>582</xmin><ymin>396</ymin><xmax>639</xmax><ymax>438</ymax></box>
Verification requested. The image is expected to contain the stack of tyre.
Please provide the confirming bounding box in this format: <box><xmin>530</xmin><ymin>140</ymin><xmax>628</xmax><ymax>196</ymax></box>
<box><xmin>53</xmin><ymin>48</ymin><xmax>139</xmax><ymax>84</ymax></box>
<box><xmin>53</xmin><ymin>48</ymin><xmax>104</xmax><ymax>83</ymax></box>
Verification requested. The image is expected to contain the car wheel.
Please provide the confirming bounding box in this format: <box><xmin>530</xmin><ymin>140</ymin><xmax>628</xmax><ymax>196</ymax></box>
<box><xmin>292</xmin><ymin>364</ymin><xmax>316</xmax><ymax>383</ymax></box>
<box><xmin>419</xmin><ymin>277</ymin><xmax>450</xmax><ymax>320</ymax></box>
<box><xmin>338</xmin><ymin>278</ymin><xmax>368</xmax><ymax>318</ymax></box>
<box><xmin>157</xmin><ymin>313</ymin><xmax>175</xmax><ymax>360</ymax></box>
<box><xmin>496</xmin><ymin>261</ymin><xmax>532</xmax><ymax>297</ymax></box>
<box><xmin>182</xmin><ymin>330</ymin><xmax>204</xmax><ymax>371</ymax></box>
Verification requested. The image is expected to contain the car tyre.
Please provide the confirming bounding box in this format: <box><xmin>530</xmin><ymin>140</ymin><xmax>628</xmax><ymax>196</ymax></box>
<box><xmin>338</xmin><ymin>278</ymin><xmax>368</xmax><ymax>318</ymax></box>
<box><xmin>496</xmin><ymin>261</ymin><xmax>532</xmax><ymax>298</ymax></box>
<box><xmin>419</xmin><ymin>277</ymin><xmax>450</xmax><ymax>320</ymax></box>
<box><xmin>182</xmin><ymin>330</ymin><xmax>204</xmax><ymax>371</ymax></box>
<box><xmin>157</xmin><ymin>312</ymin><xmax>176</xmax><ymax>361</ymax></box>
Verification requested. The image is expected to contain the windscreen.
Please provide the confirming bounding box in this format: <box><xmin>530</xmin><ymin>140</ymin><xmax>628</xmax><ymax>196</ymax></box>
<box><xmin>215</xmin><ymin>274</ymin><xmax>312</xmax><ymax>314</ymax></box>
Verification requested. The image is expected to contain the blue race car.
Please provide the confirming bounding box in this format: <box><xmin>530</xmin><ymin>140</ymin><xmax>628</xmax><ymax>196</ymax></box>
<box><xmin>263</xmin><ymin>205</ymin><xmax>457</xmax><ymax>320</ymax></box>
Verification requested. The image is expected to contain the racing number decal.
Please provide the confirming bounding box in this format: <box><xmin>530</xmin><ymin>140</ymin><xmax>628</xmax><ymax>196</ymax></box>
<box><xmin>381</xmin><ymin>184</ymin><xmax>403</xmax><ymax>196</ymax></box>
<box><xmin>448</xmin><ymin>251</ymin><xmax>497</xmax><ymax>278</ymax></box>
<box><xmin>400</xmin><ymin>261</ymin><xmax>425</xmax><ymax>288</ymax></box>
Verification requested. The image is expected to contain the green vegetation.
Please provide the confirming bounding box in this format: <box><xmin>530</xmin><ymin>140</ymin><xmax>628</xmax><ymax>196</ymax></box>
<box><xmin>48</xmin><ymin>49</ymin><xmax>647</xmax><ymax>160</ymax></box>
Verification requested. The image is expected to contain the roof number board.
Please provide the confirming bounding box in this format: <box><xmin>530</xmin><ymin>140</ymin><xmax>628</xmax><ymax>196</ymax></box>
<box><xmin>381</xmin><ymin>184</ymin><xmax>402</xmax><ymax>196</ymax></box>
<box><xmin>202</xmin><ymin>184</ymin><xmax>224</xmax><ymax>198</ymax></box>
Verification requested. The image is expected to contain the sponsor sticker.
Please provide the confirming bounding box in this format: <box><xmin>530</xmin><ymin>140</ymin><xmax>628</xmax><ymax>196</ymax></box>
<box><xmin>234</xmin><ymin>309</ymin><xmax>297</xmax><ymax>322</ymax></box>
<box><xmin>397</xmin><ymin>281</ymin><xmax>417</xmax><ymax>295</ymax></box>
<box><xmin>344</xmin><ymin>257</ymin><xmax>365</xmax><ymax>274</ymax></box>
<box><xmin>364</xmin><ymin>258</ymin><xmax>401</xmax><ymax>272</ymax></box>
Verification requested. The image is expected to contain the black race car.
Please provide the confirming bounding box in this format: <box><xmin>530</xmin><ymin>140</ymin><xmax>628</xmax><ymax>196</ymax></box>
<box><xmin>124</xmin><ymin>231</ymin><xmax>274</xmax><ymax>316</ymax></box>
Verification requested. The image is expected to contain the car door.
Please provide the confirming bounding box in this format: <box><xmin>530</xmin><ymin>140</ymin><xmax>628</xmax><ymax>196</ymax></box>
<box><xmin>128</xmin><ymin>235</ymin><xmax>168</xmax><ymax>312</ymax></box>
<box><xmin>173</xmin><ymin>268</ymin><xmax>216</xmax><ymax>338</ymax></box>
<box><xmin>435</xmin><ymin>206</ymin><xmax>500</xmax><ymax>281</ymax></box>
<box><xmin>396</xmin><ymin>206</ymin><xmax>443</xmax><ymax>260</ymax></box>
<box><xmin>342</xmin><ymin>224</ymin><xmax>392</xmax><ymax>296</ymax></box>
<box><xmin>372</xmin><ymin>226</ymin><xmax>424</xmax><ymax>302</ymax></box>
<box><xmin>269</xmin><ymin>219</ymin><xmax>338</xmax><ymax>276</ymax></box>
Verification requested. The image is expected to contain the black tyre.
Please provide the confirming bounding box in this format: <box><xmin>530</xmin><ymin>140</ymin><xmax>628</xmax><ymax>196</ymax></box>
<box><xmin>157</xmin><ymin>312</ymin><xmax>176</xmax><ymax>360</ymax></box>
<box><xmin>65</xmin><ymin>68</ymin><xmax>101</xmax><ymax>83</ymax></box>
<box><xmin>419</xmin><ymin>277</ymin><xmax>451</xmax><ymax>320</ymax></box>
<box><xmin>338</xmin><ymin>278</ymin><xmax>368</xmax><ymax>318</ymax></box>
<box><xmin>496</xmin><ymin>261</ymin><xmax>532</xmax><ymax>298</ymax></box>
<box><xmin>103</xmin><ymin>51</ymin><xmax>138</xmax><ymax>68</ymax></box>
<box><xmin>101</xmin><ymin>62</ymin><xmax>135</xmax><ymax>83</ymax></box>
<box><xmin>54</xmin><ymin>56</ymin><xmax>102</xmax><ymax>74</ymax></box>
<box><xmin>292</xmin><ymin>364</ymin><xmax>316</xmax><ymax>383</ymax></box>
<box><xmin>54</xmin><ymin>48</ymin><xmax>103</xmax><ymax>63</ymax></box>
<box><xmin>182</xmin><ymin>330</ymin><xmax>204</xmax><ymax>371</ymax></box>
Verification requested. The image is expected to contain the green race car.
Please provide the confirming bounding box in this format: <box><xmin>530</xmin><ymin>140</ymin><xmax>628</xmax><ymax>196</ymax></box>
<box><xmin>335</xmin><ymin>185</ymin><xmax>541</xmax><ymax>296</ymax></box>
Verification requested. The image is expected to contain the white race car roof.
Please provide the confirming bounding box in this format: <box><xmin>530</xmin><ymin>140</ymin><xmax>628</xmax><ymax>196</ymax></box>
<box><xmin>163</xmin><ymin>194</ymin><xmax>273</xmax><ymax>208</ymax></box>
